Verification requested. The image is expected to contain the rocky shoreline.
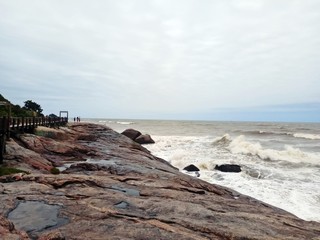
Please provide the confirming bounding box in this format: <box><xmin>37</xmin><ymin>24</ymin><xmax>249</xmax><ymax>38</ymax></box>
<box><xmin>0</xmin><ymin>123</ymin><xmax>320</xmax><ymax>239</ymax></box>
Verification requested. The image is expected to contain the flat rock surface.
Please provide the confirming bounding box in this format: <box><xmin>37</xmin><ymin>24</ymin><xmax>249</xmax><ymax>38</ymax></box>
<box><xmin>1</xmin><ymin>123</ymin><xmax>320</xmax><ymax>239</ymax></box>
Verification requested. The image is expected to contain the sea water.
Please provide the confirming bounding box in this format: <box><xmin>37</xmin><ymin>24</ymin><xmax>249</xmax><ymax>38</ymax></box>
<box><xmin>85</xmin><ymin>119</ymin><xmax>320</xmax><ymax>222</ymax></box>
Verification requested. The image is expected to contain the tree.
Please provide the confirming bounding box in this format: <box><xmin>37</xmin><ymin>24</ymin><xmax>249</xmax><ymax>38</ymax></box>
<box><xmin>23</xmin><ymin>100</ymin><xmax>43</xmax><ymax>116</ymax></box>
<box><xmin>0</xmin><ymin>94</ymin><xmax>11</xmax><ymax>117</ymax></box>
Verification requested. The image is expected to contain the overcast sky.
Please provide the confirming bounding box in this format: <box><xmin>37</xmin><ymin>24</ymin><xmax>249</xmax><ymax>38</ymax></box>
<box><xmin>1</xmin><ymin>0</ymin><xmax>319</xmax><ymax>122</ymax></box>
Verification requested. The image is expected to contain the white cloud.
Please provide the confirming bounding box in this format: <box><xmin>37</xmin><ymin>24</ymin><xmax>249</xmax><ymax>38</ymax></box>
<box><xmin>0</xmin><ymin>0</ymin><xmax>320</xmax><ymax>120</ymax></box>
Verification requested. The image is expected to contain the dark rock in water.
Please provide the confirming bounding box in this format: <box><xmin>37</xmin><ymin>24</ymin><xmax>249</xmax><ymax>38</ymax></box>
<box><xmin>121</xmin><ymin>129</ymin><xmax>142</xmax><ymax>140</ymax></box>
<box><xmin>135</xmin><ymin>134</ymin><xmax>155</xmax><ymax>144</ymax></box>
<box><xmin>215</xmin><ymin>164</ymin><xmax>241</xmax><ymax>173</ymax></box>
<box><xmin>183</xmin><ymin>164</ymin><xmax>200</xmax><ymax>172</ymax></box>
<box><xmin>121</xmin><ymin>129</ymin><xmax>155</xmax><ymax>144</ymax></box>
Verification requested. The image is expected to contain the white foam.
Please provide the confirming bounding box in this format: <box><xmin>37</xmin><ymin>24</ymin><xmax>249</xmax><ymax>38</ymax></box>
<box><xmin>293</xmin><ymin>133</ymin><xmax>320</xmax><ymax>140</ymax></box>
<box><xmin>144</xmin><ymin>132</ymin><xmax>320</xmax><ymax>222</ymax></box>
<box><xmin>117</xmin><ymin>121</ymin><xmax>134</xmax><ymax>125</ymax></box>
<box><xmin>200</xmin><ymin>169</ymin><xmax>320</xmax><ymax>222</ymax></box>
<box><xmin>228</xmin><ymin>135</ymin><xmax>320</xmax><ymax>165</ymax></box>
<box><xmin>212</xmin><ymin>134</ymin><xmax>231</xmax><ymax>146</ymax></box>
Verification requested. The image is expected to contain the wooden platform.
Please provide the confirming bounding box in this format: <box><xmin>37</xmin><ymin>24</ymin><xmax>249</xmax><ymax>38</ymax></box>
<box><xmin>0</xmin><ymin>116</ymin><xmax>68</xmax><ymax>163</ymax></box>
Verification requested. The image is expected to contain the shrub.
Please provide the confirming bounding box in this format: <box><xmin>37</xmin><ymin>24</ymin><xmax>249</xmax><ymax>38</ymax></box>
<box><xmin>50</xmin><ymin>167</ymin><xmax>60</xmax><ymax>175</ymax></box>
<box><xmin>0</xmin><ymin>167</ymin><xmax>28</xmax><ymax>176</ymax></box>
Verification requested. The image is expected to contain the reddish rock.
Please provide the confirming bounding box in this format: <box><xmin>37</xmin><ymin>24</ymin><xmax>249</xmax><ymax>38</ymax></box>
<box><xmin>5</xmin><ymin>140</ymin><xmax>53</xmax><ymax>172</ymax></box>
<box><xmin>135</xmin><ymin>134</ymin><xmax>155</xmax><ymax>144</ymax></box>
<box><xmin>0</xmin><ymin>215</ymin><xmax>29</xmax><ymax>239</ymax></box>
<box><xmin>121</xmin><ymin>128</ymin><xmax>141</xmax><ymax>140</ymax></box>
<box><xmin>0</xmin><ymin>123</ymin><xmax>319</xmax><ymax>239</ymax></box>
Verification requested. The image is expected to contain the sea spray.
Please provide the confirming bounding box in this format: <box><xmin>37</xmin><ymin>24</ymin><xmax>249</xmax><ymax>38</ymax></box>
<box><xmin>227</xmin><ymin>135</ymin><xmax>320</xmax><ymax>165</ymax></box>
<box><xmin>88</xmin><ymin>118</ymin><xmax>320</xmax><ymax>222</ymax></box>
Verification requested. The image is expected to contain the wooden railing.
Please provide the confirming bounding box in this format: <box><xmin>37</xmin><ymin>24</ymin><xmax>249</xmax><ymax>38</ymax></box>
<box><xmin>0</xmin><ymin>116</ymin><xmax>68</xmax><ymax>163</ymax></box>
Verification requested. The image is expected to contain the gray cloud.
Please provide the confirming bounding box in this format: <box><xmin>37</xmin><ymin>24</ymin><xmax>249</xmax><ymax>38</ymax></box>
<box><xmin>1</xmin><ymin>0</ymin><xmax>320</xmax><ymax>121</ymax></box>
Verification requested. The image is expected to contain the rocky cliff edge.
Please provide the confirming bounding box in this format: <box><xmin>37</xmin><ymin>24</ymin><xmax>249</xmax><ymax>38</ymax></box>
<box><xmin>0</xmin><ymin>123</ymin><xmax>319</xmax><ymax>239</ymax></box>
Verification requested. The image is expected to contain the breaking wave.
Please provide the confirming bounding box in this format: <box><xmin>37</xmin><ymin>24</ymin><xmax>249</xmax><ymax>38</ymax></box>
<box><xmin>212</xmin><ymin>134</ymin><xmax>232</xmax><ymax>147</ymax></box>
<box><xmin>292</xmin><ymin>133</ymin><xmax>320</xmax><ymax>140</ymax></box>
<box><xmin>116</xmin><ymin>121</ymin><xmax>134</xmax><ymax>125</ymax></box>
<box><xmin>237</xmin><ymin>129</ymin><xmax>320</xmax><ymax>140</ymax></box>
<box><xmin>227</xmin><ymin>135</ymin><xmax>320</xmax><ymax>165</ymax></box>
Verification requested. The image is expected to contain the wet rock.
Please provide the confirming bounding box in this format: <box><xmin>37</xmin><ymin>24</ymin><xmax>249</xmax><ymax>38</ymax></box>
<box><xmin>0</xmin><ymin>215</ymin><xmax>29</xmax><ymax>239</ymax></box>
<box><xmin>114</xmin><ymin>201</ymin><xmax>129</xmax><ymax>209</ymax></box>
<box><xmin>215</xmin><ymin>164</ymin><xmax>242</xmax><ymax>173</ymax></box>
<box><xmin>121</xmin><ymin>129</ymin><xmax>141</xmax><ymax>140</ymax></box>
<box><xmin>38</xmin><ymin>231</ymin><xmax>66</xmax><ymax>240</ymax></box>
<box><xmin>111</xmin><ymin>185</ymin><xmax>140</xmax><ymax>196</ymax></box>
<box><xmin>183</xmin><ymin>164</ymin><xmax>200</xmax><ymax>172</ymax></box>
<box><xmin>0</xmin><ymin>123</ymin><xmax>319</xmax><ymax>239</ymax></box>
<box><xmin>135</xmin><ymin>134</ymin><xmax>155</xmax><ymax>144</ymax></box>
<box><xmin>7</xmin><ymin>201</ymin><xmax>68</xmax><ymax>235</ymax></box>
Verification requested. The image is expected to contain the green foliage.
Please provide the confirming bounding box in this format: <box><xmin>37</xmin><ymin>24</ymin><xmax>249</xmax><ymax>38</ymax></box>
<box><xmin>0</xmin><ymin>94</ymin><xmax>44</xmax><ymax>117</ymax></box>
<box><xmin>50</xmin><ymin>167</ymin><xmax>60</xmax><ymax>175</ymax></box>
<box><xmin>0</xmin><ymin>94</ymin><xmax>10</xmax><ymax>117</ymax></box>
<box><xmin>0</xmin><ymin>166</ymin><xmax>28</xmax><ymax>176</ymax></box>
<box><xmin>0</xmin><ymin>94</ymin><xmax>7</xmax><ymax>102</ymax></box>
<box><xmin>24</xmin><ymin>100</ymin><xmax>43</xmax><ymax>116</ymax></box>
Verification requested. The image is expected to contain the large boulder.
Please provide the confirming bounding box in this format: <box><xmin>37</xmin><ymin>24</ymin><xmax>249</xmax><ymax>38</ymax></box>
<box><xmin>215</xmin><ymin>164</ymin><xmax>241</xmax><ymax>173</ymax></box>
<box><xmin>121</xmin><ymin>129</ymin><xmax>141</xmax><ymax>140</ymax></box>
<box><xmin>135</xmin><ymin>134</ymin><xmax>155</xmax><ymax>144</ymax></box>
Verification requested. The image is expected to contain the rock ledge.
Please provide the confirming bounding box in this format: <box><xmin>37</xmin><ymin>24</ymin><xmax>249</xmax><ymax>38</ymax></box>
<box><xmin>0</xmin><ymin>123</ymin><xmax>319</xmax><ymax>239</ymax></box>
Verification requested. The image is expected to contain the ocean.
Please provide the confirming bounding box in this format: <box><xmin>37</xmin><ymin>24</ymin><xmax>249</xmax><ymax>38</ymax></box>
<box><xmin>85</xmin><ymin>119</ymin><xmax>320</xmax><ymax>222</ymax></box>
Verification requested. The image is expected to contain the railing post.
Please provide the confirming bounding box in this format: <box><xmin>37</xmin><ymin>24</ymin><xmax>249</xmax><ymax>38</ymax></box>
<box><xmin>27</xmin><ymin>118</ymin><xmax>30</xmax><ymax>131</ymax></box>
<box><xmin>1</xmin><ymin>117</ymin><xmax>6</xmax><ymax>164</ymax></box>
<box><xmin>6</xmin><ymin>116</ymin><xmax>10</xmax><ymax>139</ymax></box>
<box><xmin>21</xmin><ymin>117</ymin><xmax>24</xmax><ymax>132</ymax></box>
<box><xmin>0</xmin><ymin>133</ymin><xmax>4</xmax><ymax>164</ymax></box>
<box><xmin>17</xmin><ymin>118</ymin><xmax>20</xmax><ymax>130</ymax></box>
<box><xmin>0</xmin><ymin>117</ymin><xmax>5</xmax><ymax>135</ymax></box>
<box><xmin>12</xmin><ymin>118</ymin><xmax>16</xmax><ymax>131</ymax></box>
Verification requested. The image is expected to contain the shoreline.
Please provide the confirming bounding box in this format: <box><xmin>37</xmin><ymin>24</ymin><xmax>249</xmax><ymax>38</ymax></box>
<box><xmin>1</xmin><ymin>123</ymin><xmax>320</xmax><ymax>239</ymax></box>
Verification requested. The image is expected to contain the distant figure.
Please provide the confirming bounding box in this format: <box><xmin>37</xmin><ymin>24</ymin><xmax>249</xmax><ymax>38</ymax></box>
<box><xmin>74</xmin><ymin>117</ymin><xmax>76</xmax><ymax>122</ymax></box>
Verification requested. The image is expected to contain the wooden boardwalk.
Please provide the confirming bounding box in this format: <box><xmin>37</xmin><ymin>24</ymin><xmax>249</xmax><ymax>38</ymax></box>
<box><xmin>0</xmin><ymin>116</ymin><xmax>68</xmax><ymax>163</ymax></box>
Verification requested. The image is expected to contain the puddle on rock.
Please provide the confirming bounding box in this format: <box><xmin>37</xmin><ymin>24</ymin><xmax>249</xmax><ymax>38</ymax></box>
<box><xmin>114</xmin><ymin>201</ymin><xmax>129</xmax><ymax>209</ymax></box>
<box><xmin>86</xmin><ymin>159</ymin><xmax>117</xmax><ymax>166</ymax></box>
<box><xmin>111</xmin><ymin>185</ymin><xmax>140</xmax><ymax>196</ymax></box>
<box><xmin>58</xmin><ymin>158</ymin><xmax>118</xmax><ymax>172</ymax></box>
<box><xmin>7</xmin><ymin>200</ymin><xmax>68</xmax><ymax>236</ymax></box>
